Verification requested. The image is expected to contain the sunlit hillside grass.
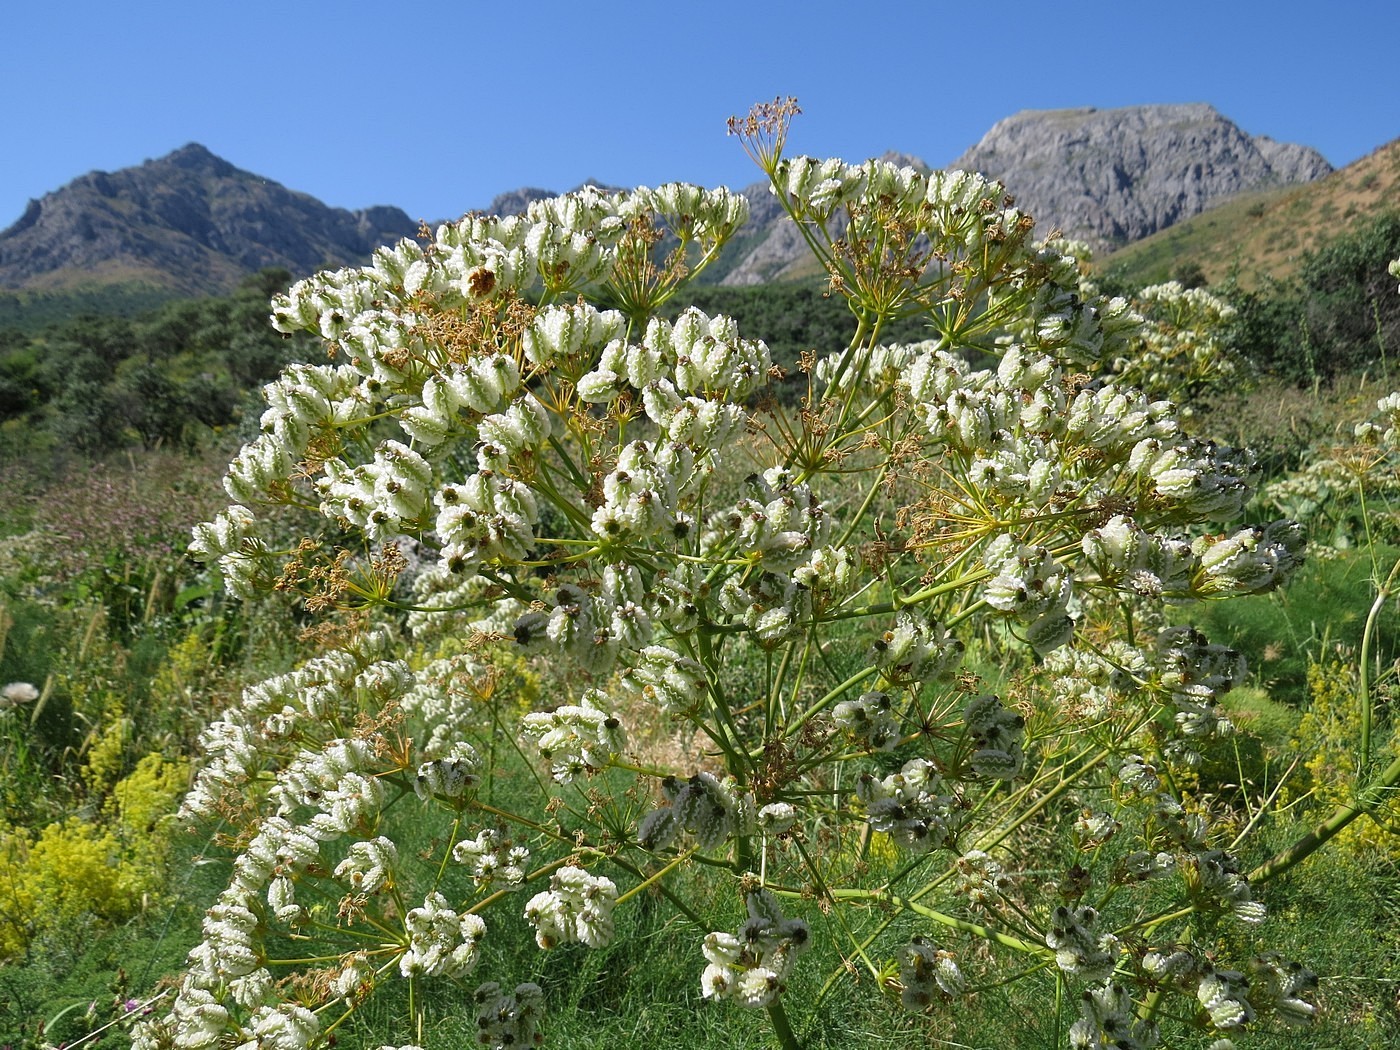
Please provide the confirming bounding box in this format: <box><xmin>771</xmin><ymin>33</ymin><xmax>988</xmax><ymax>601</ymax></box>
<box><xmin>1104</xmin><ymin>138</ymin><xmax>1400</xmax><ymax>289</ymax></box>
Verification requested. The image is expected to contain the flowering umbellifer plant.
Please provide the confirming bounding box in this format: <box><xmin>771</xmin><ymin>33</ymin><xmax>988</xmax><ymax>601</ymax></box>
<box><xmin>145</xmin><ymin>99</ymin><xmax>1347</xmax><ymax>1050</ymax></box>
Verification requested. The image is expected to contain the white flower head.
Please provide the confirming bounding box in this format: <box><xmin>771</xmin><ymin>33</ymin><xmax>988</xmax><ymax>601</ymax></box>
<box><xmin>1</xmin><ymin>682</ymin><xmax>39</xmax><ymax>709</ymax></box>
<box><xmin>524</xmin><ymin>865</ymin><xmax>618</xmax><ymax>949</ymax></box>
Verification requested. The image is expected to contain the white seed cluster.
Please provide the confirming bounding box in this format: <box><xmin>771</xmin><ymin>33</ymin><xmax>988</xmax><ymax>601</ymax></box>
<box><xmin>518</xmin><ymin>689</ymin><xmax>626</xmax><ymax>783</ymax></box>
<box><xmin>1185</xmin><ymin>850</ymin><xmax>1266</xmax><ymax>924</ymax></box>
<box><xmin>453</xmin><ymin>828</ymin><xmax>531</xmax><ymax>890</ymax></box>
<box><xmin>531</xmin><ymin>565</ymin><xmax>654</xmax><ymax>676</ymax></box>
<box><xmin>856</xmin><ymin>759</ymin><xmax>961</xmax><ymax>852</ymax></box>
<box><xmin>895</xmin><ymin>935</ymin><xmax>966</xmax><ymax>1011</ymax></box>
<box><xmin>615</xmin><ymin>643</ymin><xmax>708</xmax><ymax>713</ymax></box>
<box><xmin>181</xmin><ymin>629</ymin><xmax>402</xmax><ymax>822</ymax></box>
<box><xmin>867</xmin><ymin>610</ymin><xmax>964</xmax><ymax>686</ymax></box>
<box><xmin>952</xmin><ymin>850</ymin><xmax>1011</xmax><ymax>906</ymax></box>
<box><xmin>962</xmin><ymin>694</ymin><xmax>1026</xmax><ymax>780</ymax></box>
<box><xmin>1045</xmin><ymin>905</ymin><xmax>1120</xmax><ymax>983</ymax></box>
<box><xmin>400</xmin><ymin>891</ymin><xmax>487</xmax><ymax>978</ymax></box>
<box><xmin>1196</xmin><ymin>965</ymin><xmax>1256</xmax><ymax>1030</ymax></box>
<box><xmin>397</xmin><ymin>652</ymin><xmax>493</xmax><ymax>759</ymax></box>
<box><xmin>700</xmin><ymin>889</ymin><xmax>811</xmax><ymax>1009</ymax></box>
<box><xmin>192</xmin><ymin>182</ymin><xmax>755</xmax><ymax>600</ymax></box>
<box><xmin>833</xmin><ymin>690</ymin><xmax>902</xmax><ymax>751</ymax></box>
<box><xmin>414</xmin><ymin>741</ymin><xmax>481</xmax><ymax>801</ymax></box>
<box><xmin>1267</xmin><ymin>390</ymin><xmax>1400</xmax><ymax>555</ymax></box>
<box><xmin>334</xmin><ymin>837</ymin><xmax>398</xmax><ymax>895</ymax></box>
<box><xmin>523</xmin><ymin>866</ymin><xmax>619</xmax><ymax>949</ymax></box>
<box><xmin>1067</xmin><ymin>982</ymin><xmax>1155</xmax><ymax>1050</ymax></box>
<box><xmin>1114</xmin><ymin>281</ymin><xmax>1246</xmax><ymax>404</ymax></box>
<box><xmin>472</xmin><ymin>981</ymin><xmax>547</xmax><ymax>1049</ymax></box>
<box><xmin>158</xmin><ymin>144</ymin><xmax>1340</xmax><ymax>1048</ymax></box>
<box><xmin>638</xmin><ymin>771</ymin><xmax>754</xmax><ymax>852</ymax></box>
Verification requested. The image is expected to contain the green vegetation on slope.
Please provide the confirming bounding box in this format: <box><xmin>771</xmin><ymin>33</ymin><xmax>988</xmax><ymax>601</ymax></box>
<box><xmin>0</xmin><ymin>269</ymin><xmax>316</xmax><ymax>464</ymax></box>
<box><xmin>1103</xmin><ymin>137</ymin><xmax>1400</xmax><ymax>291</ymax></box>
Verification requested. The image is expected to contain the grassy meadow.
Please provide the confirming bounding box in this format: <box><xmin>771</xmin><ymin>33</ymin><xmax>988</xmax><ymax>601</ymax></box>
<box><xmin>0</xmin><ymin>374</ymin><xmax>1397</xmax><ymax>1049</ymax></box>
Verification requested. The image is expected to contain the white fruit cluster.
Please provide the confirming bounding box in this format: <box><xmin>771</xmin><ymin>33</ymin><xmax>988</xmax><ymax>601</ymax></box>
<box><xmin>524</xmin><ymin>866</ymin><xmax>619</xmax><ymax>949</ymax></box>
<box><xmin>962</xmin><ymin>694</ymin><xmax>1027</xmax><ymax>780</ymax></box>
<box><xmin>518</xmin><ymin>689</ymin><xmax>626</xmax><ymax>783</ymax></box>
<box><xmin>192</xmin><ymin>182</ymin><xmax>756</xmax><ymax>601</ymax></box>
<box><xmin>472</xmin><ymin>981</ymin><xmax>547</xmax><ymax>1050</ymax></box>
<box><xmin>700</xmin><ymin>889</ymin><xmax>811</xmax><ymax>1009</ymax></box>
<box><xmin>399</xmin><ymin>891</ymin><xmax>487</xmax><ymax>978</ymax></box>
<box><xmin>952</xmin><ymin>850</ymin><xmax>1010</xmax><ymax>907</ymax></box>
<box><xmin>867</xmin><ymin>610</ymin><xmax>964</xmax><ymax>686</ymax></box>
<box><xmin>895</xmin><ymin>935</ymin><xmax>966</xmax><ymax>1011</ymax></box>
<box><xmin>1067</xmin><ymin>982</ymin><xmax>1156</xmax><ymax>1050</ymax></box>
<box><xmin>453</xmin><ymin>828</ymin><xmax>531</xmax><ymax>890</ymax></box>
<box><xmin>638</xmin><ymin>771</ymin><xmax>754</xmax><ymax>852</ymax></box>
<box><xmin>856</xmin><ymin>758</ymin><xmax>962</xmax><ymax>852</ymax></box>
<box><xmin>1045</xmin><ymin>905</ymin><xmax>1120</xmax><ymax>983</ymax></box>
<box><xmin>832</xmin><ymin>690</ymin><xmax>902</xmax><ymax>751</ymax></box>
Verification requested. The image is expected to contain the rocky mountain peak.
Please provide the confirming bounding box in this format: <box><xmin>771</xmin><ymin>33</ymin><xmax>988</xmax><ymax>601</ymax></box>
<box><xmin>158</xmin><ymin>142</ymin><xmax>236</xmax><ymax>175</ymax></box>
<box><xmin>715</xmin><ymin>104</ymin><xmax>1332</xmax><ymax>284</ymax></box>
<box><xmin>0</xmin><ymin>144</ymin><xmax>420</xmax><ymax>294</ymax></box>
<box><xmin>948</xmin><ymin>103</ymin><xmax>1332</xmax><ymax>251</ymax></box>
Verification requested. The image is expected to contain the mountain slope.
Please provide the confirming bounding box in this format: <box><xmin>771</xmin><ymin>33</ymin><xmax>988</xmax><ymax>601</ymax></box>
<box><xmin>1102</xmin><ymin>136</ymin><xmax>1400</xmax><ymax>289</ymax></box>
<box><xmin>717</xmin><ymin>105</ymin><xmax>1331</xmax><ymax>285</ymax></box>
<box><xmin>0</xmin><ymin>144</ymin><xmax>420</xmax><ymax>295</ymax></box>
<box><xmin>948</xmin><ymin>104</ymin><xmax>1332</xmax><ymax>252</ymax></box>
<box><xmin>0</xmin><ymin>110</ymin><xmax>1340</xmax><ymax>300</ymax></box>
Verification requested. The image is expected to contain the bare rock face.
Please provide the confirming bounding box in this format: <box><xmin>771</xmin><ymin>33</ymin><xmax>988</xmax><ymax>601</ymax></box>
<box><xmin>0</xmin><ymin>144</ymin><xmax>421</xmax><ymax>293</ymax></box>
<box><xmin>948</xmin><ymin>104</ymin><xmax>1332</xmax><ymax>252</ymax></box>
<box><xmin>718</xmin><ymin>105</ymin><xmax>1331</xmax><ymax>283</ymax></box>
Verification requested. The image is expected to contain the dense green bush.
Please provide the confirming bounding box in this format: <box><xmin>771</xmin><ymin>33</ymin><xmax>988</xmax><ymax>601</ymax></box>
<box><xmin>1221</xmin><ymin>211</ymin><xmax>1400</xmax><ymax>383</ymax></box>
<box><xmin>0</xmin><ymin>269</ymin><xmax>316</xmax><ymax>461</ymax></box>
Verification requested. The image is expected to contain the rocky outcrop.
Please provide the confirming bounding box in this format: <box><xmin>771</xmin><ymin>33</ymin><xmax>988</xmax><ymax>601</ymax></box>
<box><xmin>0</xmin><ymin>144</ymin><xmax>421</xmax><ymax>293</ymax></box>
<box><xmin>718</xmin><ymin>105</ymin><xmax>1331</xmax><ymax>283</ymax></box>
<box><xmin>947</xmin><ymin>104</ymin><xmax>1332</xmax><ymax>252</ymax></box>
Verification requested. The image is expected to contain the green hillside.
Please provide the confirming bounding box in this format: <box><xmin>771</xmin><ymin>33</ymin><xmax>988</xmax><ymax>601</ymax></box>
<box><xmin>1103</xmin><ymin>137</ymin><xmax>1400</xmax><ymax>290</ymax></box>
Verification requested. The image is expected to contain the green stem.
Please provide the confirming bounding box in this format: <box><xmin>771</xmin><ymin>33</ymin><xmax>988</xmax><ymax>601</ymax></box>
<box><xmin>766</xmin><ymin>997</ymin><xmax>802</xmax><ymax>1050</ymax></box>
<box><xmin>835</xmin><ymin>462</ymin><xmax>889</xmax><ymax>550</ymax></box>
<box><xmin>614</xmin><ymin>848</ymin><xmax>696</xmax><ymax>905</ymax></box>
<box><xmin>825</xmin><ymin>887</ymin><xmax>1051</xmax><ymax>958</ymax></box>
<box><xmin>780</xmin><ymin>665</ymin><xmax>879</xmax><ymax>741</ymax></box>
<box><xmin>1251</xmin><ymin>748</ymin><xmax>1400</xmax><ymax>884</ymax></box>
<box><xmin>1357</xmin><ymin>557</ymin><xmax>1400</xmax><ymax>772</ymax></box>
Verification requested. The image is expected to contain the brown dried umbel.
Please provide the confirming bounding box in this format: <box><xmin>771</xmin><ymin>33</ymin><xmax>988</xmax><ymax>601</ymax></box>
<box><xmin>728</xmin><ymin>96</ymin><xmax>802</xmax><ymax>175</ymax></box>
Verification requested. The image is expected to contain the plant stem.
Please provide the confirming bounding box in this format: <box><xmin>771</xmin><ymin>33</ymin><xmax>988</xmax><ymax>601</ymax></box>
<box><xmin>825</xmin><ymin>887</ymin><xmax>1051</xmax><ymax>958</ymax></box>
<box><xmin>1357</xmin><ymin>557</ymin><xmax>1400</xmax><ymax>771</ymax></box>
<box><xmin>766</xmin><ymin>997</ymin><xmax>802</xmax><ymax>1050</ymax></box>
<box><xmin>1250</xmin><ymin>748</ymin><xmax>1400</xmax><ymax>884</ymax></box>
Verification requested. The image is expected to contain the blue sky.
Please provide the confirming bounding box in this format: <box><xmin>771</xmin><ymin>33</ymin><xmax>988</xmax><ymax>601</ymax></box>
<box><xmin>3</xmin><ymin>0</ymin><xmax>1397</xmax><ymax>229</ymax></box>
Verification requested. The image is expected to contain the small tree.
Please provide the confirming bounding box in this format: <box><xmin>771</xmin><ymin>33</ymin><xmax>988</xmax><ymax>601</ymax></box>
<box><xmin>136</xmin><ymin>105</ymin><xmax>1400</xmax><ymax>1050</ymax></box>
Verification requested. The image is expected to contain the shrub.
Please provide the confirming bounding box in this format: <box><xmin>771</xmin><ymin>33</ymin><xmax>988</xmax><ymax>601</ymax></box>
<box><xmin>135</xmin><ymin>105</ymin><xmax>1400</xmax><ymax>1050</ymax></box>
<box><xmin>0</xmin><ymin>745</ymin><xmax>187</xmax><ymax>961</ymax></box>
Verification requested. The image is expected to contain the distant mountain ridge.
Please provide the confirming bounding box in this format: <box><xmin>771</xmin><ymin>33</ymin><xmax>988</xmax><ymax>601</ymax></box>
<box><xmin>0</xmin><ymin>144</ymin><xmax>420</xmax><ymax>294</ymax></box>
<box><xmin>0</xmin><ymin>107</ymin><xmax>1337</xmax><ymax>296</ymax></box>
<box><xmin>948</xmin><ymin>104</ymin><xmax>1332</xmax><ymax>251</ymax></box>
<box><xmin>716</xmin><ymin>104</ymin><xmax>1333</xmax><ymax>284</ymax></box>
